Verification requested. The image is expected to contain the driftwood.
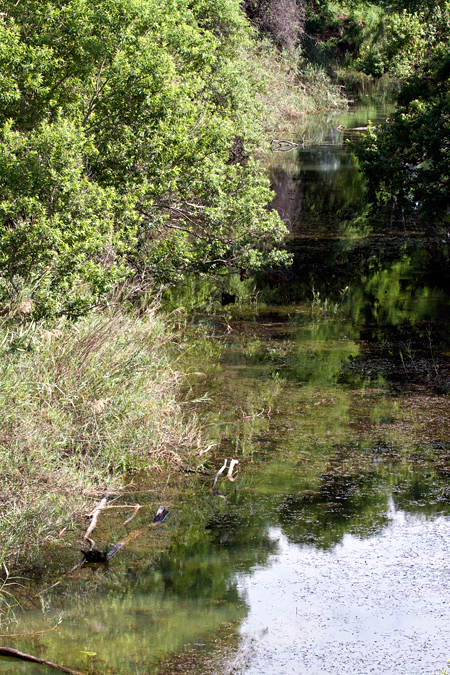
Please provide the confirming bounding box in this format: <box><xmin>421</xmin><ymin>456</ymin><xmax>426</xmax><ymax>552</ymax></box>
<box><xmin>226</xmin><ymin>459</ymin><xmax>239</xmax><ymax>481</ymax></box>
<box><xmin>0</xmin><ymin>647</ymin><xmax>88</xmax><ymax>675</ymax></box>
<box><xmin>121</xmin><ymin>504</ymin><xmax>142</xmax><ymax>525</ymax></box>
<box><xmin>2</xmin><ymin>504</ymin><xmax>169</xmax><ymax>620</ymax></box>
<box><xmin>83</xmin><ymin>494</ymin><xmax>110</xmax><ymax>550</ymax></box>
<box><xmin>81</xmin><ymin>494</ymin><xmax>144</xmax><ymax>556</ymax></box>
<box><xmin>212</xmin><ymin>459</ymin><xmax>228</xmax><ymax>499</ymax></box>
<box><xmin>80</xmin><ymin>504</ymin><xmax>168</xmax><ymax>562</ymax></box>
<box><xmin>212</xmin><ymin>459</ymin><xmax>239</xmax><ymax>499</ymax></box>
<box><xmin>80</xmin><ymin>549</ymin><xmax>108</xmax><ymax>563</ymax></box>
<box><xmin>34</xmin><ymin>506</ymin><xmax>169</xmax><ymax>597</ymax></box>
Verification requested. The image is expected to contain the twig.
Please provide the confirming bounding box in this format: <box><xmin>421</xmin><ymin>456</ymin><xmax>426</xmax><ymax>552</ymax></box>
<box><xmin>121</xmin><ymin>505</ymin><xmax>142</xmax><ymax>525</ymax></box>
<box><xmin>0</xmin><ymin>647</ymin><xmax>88</xmax><ymax>675</ymax></box>
<box><xmin>104</xmin><ymin>504</ymin><xmax>142</xmax><ymax>508</ymax></box>
<box><xmin>198</xmin><ymin>443</ymin><xmax>217</xmax><ymax>457</ymax></box>
<box><xmin>0</xmin><ymin>621</ymin><xmax>61</xmax><ymax>638</ymax></box>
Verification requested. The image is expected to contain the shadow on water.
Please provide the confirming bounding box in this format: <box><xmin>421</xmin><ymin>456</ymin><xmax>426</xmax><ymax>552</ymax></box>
<box><xmin>4</xmin><ymin>100</ymin><xmax>450</xmax><ymax>674</ymax></box>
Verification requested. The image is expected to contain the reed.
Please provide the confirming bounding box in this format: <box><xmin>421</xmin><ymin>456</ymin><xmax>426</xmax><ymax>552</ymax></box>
<box><xmin>0</xmin><ymin>308</ymin><xmax>202</xmax><ymax>564</ymax></box>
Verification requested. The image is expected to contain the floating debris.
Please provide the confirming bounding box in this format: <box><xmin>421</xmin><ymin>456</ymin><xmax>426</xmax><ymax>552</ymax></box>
<box><xmin>270</xmin><ymin>139</ymin><xmax>299</xmax><ymax>152</ymax></box>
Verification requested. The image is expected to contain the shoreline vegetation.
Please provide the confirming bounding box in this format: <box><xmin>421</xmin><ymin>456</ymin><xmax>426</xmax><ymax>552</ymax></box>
<box><xmin>3</xmin><ymin>0</ymin><xmax>449</xmax><ymax>571</ymax></box>
<box><xmin>0</xmin><ymin>307</ymin><xmax>203</xmax><ymax>567</ymax></box>
<box><xmin>0</xmin><ymin>0</ymin><xmax>348</xmax><ymax>570</ymax></box>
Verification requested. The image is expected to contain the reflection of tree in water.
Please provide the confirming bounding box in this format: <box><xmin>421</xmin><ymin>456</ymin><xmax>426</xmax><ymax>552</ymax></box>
<box><xmin>206</xmin><ymin>508</ymin><xmax>278</xmax><ymax>563</ymax></box>
<box><xmin>342</xmin><ymin>319</ymin><xmax>450</xmax><ymax>394</ymax></box>
<box><xmin>154</xmin><ymin>502</ymin><xmax>277</xmax><ymax>604</ymax></box>
<box><xmin>270</xmin><ymin>166</ymin><xmax>303</xmax><ymax>230</ymax></box>
<box><xmin>278</xmin><ymin>443</ymin><xmax>391</xmax><ymax>549</ymax></box>
<box><xmin>391</xmin><ymin>463</ymin><xmax>450</xmax><ymax>516</ymax></box>
<box><xmin>287</xmin><ymin>319</ymin><xmax>359</xmax><ymax>385</ymax></box>
<box><xmin>291</xmin><ymin>147</ymin><xmax>367</xmax><ymax>233</ymax></box>
<box><xmin>274</xmin><ymin>440</ymin><xmax>450</xmax><ymax>551</ymax></box>
<box><xmin>262</xmin><ymin>133</ymin><xmax>450</xmax><ymax>323</ymax></box>
<box><xmin>256</xmin><ymin>234</ymin><xmax>450</xmax><ymax>395</ymax></box>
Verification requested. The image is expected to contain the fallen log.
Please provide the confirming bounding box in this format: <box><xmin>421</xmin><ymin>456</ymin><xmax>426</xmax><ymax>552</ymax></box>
<box><xmin>0</xmin><ymin>647</ymin><xmax>87</xmax><ymax>675</ymax></box>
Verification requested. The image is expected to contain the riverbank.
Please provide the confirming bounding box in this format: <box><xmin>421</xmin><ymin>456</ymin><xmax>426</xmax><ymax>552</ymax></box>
<box><xmin>0</xmin><ymin>49</ymin><xmax>349</xmax><ymax>573</ymax></box>
<box><xmin>253</xmin><ymin>43</ymin><xmax>348</xmax><ymax>134</ymax></box>
<box><xmin>0</xmin><ymin>308</ymin><xmax>204</xmax><ymax>567</ymax></box>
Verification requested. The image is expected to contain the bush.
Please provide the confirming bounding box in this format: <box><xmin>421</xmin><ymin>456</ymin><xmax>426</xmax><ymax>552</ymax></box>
<box><xmin>243</xmin><ymin>0</ymin><xmax>305</xmax><ymax>49</ymax></box>
<box><xmin>0</xmin><ymin>0</ymin><xmax>290</xmax><ymax>319</ymax></box>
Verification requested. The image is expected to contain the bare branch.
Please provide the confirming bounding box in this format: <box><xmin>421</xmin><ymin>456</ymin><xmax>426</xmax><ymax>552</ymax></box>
<box><xmin>0</xmin><ymin>647</ymin><xmax>87</xmax><ymax>675</ymax></box>
<box><xmin>82</xmin><ymin>56</ymin><xmax>108</xmax><ymax>127</ymax></box>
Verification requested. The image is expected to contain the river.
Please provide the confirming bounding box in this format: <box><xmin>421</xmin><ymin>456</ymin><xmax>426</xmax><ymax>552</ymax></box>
<box><xmin>3</xmin><ymin>99</ymin><xmax>450</xmax><ymax>675</ymax></box>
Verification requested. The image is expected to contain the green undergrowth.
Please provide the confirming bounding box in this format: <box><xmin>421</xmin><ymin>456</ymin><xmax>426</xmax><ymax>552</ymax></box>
<box><xmin>0</xmin><ymin>308</ymin><xmax>203</xmax><ymax>566</ymax></box>
<box><xmin>252</xmin><ymin>43</ymin><xmax>348</xmax><ymax>134</ymax></box>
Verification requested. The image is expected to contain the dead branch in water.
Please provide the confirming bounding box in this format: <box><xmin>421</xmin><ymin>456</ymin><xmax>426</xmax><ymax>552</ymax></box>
<box><xmin>227</xmin><ymin>459</ymin><xmax>239</xmax><ymax>482</ymax></box>
<box><xmin>212</xmin><ymin>459</ymin><xmax>239</xmax><ymax>498</ymax></box>
<box><xmin>83</xmin><ymin>494</ymin><xmax>110</xmax><ymax>550</ymax></box>
<box><xmin>83</xmin><ymin>494</ymin><xmax>143</xmax><ymax>550</ymax></box>
<box><xmin>0</xmin><ymin>647</ymin><xmax>87</xmax><ymax>675</ymax></box>
<box><xmin>106</xmin><ymin>505</ymin><xmax>169</xmax><ymax>559</ymax></box>
<box><xmin>3</xmin><ymin>505</ymin><xmax>168</xmax><ymax>616</ymax></box>
<box><xmin>212</xmin><ymin>459</ymin><xmax>228</xmax><ymax>499</ymax></box>
<box><xmin>121</xmin><ymin>504</ymin><xmax>142</xmax><ymax>525</ymax></box>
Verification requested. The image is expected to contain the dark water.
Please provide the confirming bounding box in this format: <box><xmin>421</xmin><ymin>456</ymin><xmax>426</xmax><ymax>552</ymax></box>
<box><xmin>3</xmin><ymin>101</ymin><xmax>450</xmax><ymax>675</ymax></box>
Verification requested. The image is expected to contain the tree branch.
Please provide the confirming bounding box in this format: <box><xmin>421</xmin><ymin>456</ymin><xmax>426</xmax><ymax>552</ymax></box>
<box><xmin>82</xmin><ymin>56</ymin><xmax>108</xmax><ymax>127</ymax></box>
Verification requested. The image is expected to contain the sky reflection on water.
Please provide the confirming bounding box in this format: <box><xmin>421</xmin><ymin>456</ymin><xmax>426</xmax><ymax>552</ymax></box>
<box><xmin>235</xmin><ymin>507</ymin><xmax>450</xmax><ymax>675</ymax></box>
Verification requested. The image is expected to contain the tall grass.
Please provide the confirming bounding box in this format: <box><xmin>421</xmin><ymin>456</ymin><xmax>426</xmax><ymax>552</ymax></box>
<box><xmin>250</xmin><ymin>41</ymin><xmax>348</xmax><ymax>135</ymax></box>
<box><xmin>0</xmin><ymin>308</ymin><xmax>202</xmax><ymax>564</ymax></box>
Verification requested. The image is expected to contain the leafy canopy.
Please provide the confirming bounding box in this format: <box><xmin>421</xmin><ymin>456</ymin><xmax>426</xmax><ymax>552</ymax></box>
<box><xmin>0</xmin><ymin>0</ymin><xmax>289</xmax><ymax>318</ymax></box>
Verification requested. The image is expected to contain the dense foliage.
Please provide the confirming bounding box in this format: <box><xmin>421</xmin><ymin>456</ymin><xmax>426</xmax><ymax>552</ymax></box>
<box><xmin>301</xmin><ymin>0</ymin><xmax>450</xmax><ymax>223</ymax></box>
<box><xmin>303</xmin><ymin>0</ymin><xmax>450</xmax><ymax>78</ymax></box>
<box><xmin>354</xmin><ymin>41</ymin><xmax>450</xmax><ymax>221</ymax></box>
<box><xmin>0</xmin><ymin>0</ymin><xmax>290</xmax><ymax>318</ymax></box>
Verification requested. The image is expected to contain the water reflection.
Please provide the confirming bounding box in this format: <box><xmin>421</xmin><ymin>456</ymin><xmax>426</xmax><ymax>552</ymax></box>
<box><xmin>6</xmin><ymin>100</ymin><xmax>450</xmax><ymax>674</ymax></box>
<box><xmin>235</xmin><ymin>515</ymin><xmax>450</xmax><ymax>675</ymax></box>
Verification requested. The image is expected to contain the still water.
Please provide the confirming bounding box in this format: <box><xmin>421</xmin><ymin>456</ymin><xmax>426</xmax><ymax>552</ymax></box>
<box><xmin>3</xmin><ymin>100</ymin><xmax>450</xmax><ymax>674</ymax></box>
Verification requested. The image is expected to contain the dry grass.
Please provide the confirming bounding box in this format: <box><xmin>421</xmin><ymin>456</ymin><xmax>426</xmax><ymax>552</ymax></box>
<box><xmin>252</xmin><ymin>42</ymin><xmax>348</xmax><ymax>135</ymax></box>
<box><xmin>0</xmin><ymin>308</ymin><xmax>202</xmax><ymax>564</ymax></box>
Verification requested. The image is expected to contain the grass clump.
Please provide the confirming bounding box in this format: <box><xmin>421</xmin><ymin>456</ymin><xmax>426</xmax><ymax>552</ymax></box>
<box><xmin>0</xmin><ymin>308</ymin><xmax>202</xmax><ymax>565</ymax></box>
<box><xmin>252</xmin><ymin>42</ymin><xmax>348</xmax><ymax>135</ymax></box>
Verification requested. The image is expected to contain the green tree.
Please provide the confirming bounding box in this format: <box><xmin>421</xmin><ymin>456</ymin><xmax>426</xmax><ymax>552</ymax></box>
<box><xmin>0</xmin><ymin>0</ymin><xmax>289</xmax><ymax>318</ymax></box>
<box><xmin>354</xmin><ymin>44</ymin><xmax>450</xmax><ymax>221</ymax></box>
